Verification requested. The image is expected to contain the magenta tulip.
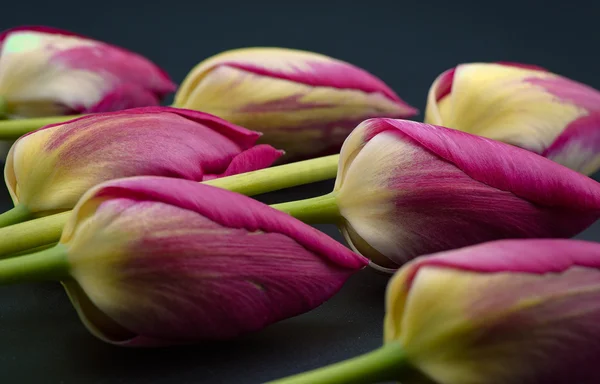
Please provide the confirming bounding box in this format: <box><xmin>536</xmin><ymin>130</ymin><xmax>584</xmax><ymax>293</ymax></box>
<box><xmin>0</xmin><ymin>176</ymin><xmax>368</xmax><ymax>346</ymax></box>
<box><xmin>2</xmin><ymin>106</ymin><xmax>282</xmax><ymax>225</ymax></box>
<box><xmin>0</xmin><ymin>26</ymin><xmax>176</xmax><ymax>117</ymax></box>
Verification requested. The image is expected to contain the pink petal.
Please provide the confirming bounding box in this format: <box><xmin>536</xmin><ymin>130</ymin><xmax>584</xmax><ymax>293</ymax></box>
<box><xmin>8</xmin><ymin>107</ymin><xmax>280</xmax><ymax>212</ymax></box>
<box><xmin>93</xmin><ymin>176</ymin><xmax>367</xmax><ymax>271</ymax></box>
<box><xmin>67</xmin><ymin>177</ymin><xmax>367</xmax><ymax>346</ymax></box>
<box><xmin>365</xmin><ymin>118</ymin><xmax>600</xmax><ymax>212</ymax></box>
<box><xmin>0</xmin><ymin>25</ymin><xmax>176</xmax><ymax>114</ymax></box>
<box><xmin>219</xmin><ymin>54</ymin><xmax>408</xmax><ymax>104</ymax></box>
<box><xmin>204</xmin><ymin>144</ymin><xmax>284</xmax><ymax>180</ymax></box>
<box><xmin>35</xmin><ymin>106</ymin><xmax>262</xmax><ymax>150</ymax></box>
<box><xmin>406</xmin><ymin>239</ymin><xmax>600</xmax><ymax>286</ymax></box>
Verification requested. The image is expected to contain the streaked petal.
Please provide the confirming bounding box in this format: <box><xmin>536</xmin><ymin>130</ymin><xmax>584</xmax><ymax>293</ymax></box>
<box><xmin>61</xmin><ymin>177</ymin><xmax>367</xmax><ymax>345</ymax></box>
<box><xmin>5</xmin><ymin>107</ymin><xmax>281</xmax><ymax>214</ymax></box>
<box><xmin>0</xmin><ymin>26</ymin><xmax>175</xmax><ymax>117</ymax></box>
<box><xmin>174</xmin><ymin>47</ymin><xmax>416</xmax><ymax>160</ymax></box>
<box><xmin>385</xmin><ymin>239</ymin><xmax>600</xmax><ymax>384</ymax></box>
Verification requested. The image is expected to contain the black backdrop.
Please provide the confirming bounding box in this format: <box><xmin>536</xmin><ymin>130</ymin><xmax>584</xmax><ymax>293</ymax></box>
<box><xmin>1</xmin><ymin>1</ymin><xmax>599</xmax><ymax>383</ymax></box>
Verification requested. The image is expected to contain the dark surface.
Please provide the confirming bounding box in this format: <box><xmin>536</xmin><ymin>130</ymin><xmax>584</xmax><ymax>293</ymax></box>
<box><xmin>1</xmin><ymin>1</ymin><xmax>600</xmax><ymax>383</ymax></box>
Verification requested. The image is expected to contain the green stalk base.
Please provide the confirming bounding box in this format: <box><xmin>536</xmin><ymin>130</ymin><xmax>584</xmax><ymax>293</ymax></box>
<box><xmin>0</xmin><ymin>244</ymin><xmax>69</xmax><ymax>285</ymax></box>
<box><xmin>266</xmin><ymin>342</ymin><xmax>411</xmax><ymax>384</ymax></box>
<box><xmin>270</xmin><ymin>192</ymin><xmax>340</xmax><ymax>224</ymax></box>
<box><xmin>0</xmin><ymin>204</ymin><xmax>31</xmax><ymax>228</ymax></box>
<box><xmin>0</xmin><ymin>212</ymin><xmax>70</xmax><ymax>258</ymax></box>
<box><xmin>203</xmin><ymin>154</ymin><xmax>339</xmax><ymax>196</ymax></box>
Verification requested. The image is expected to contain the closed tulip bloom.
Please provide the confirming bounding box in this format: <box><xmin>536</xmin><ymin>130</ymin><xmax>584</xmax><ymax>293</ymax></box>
<box><xmin>174</xmin><ymin>47</ymin><xmax>417</xmax><ymax>161</ymax></box>
<box><xmin>425</xmin><ymin>62</ymin><xmax>600</xmax><ymax>175</ymax></box>
<box><xmin>0</xmin><ymin>176</ymin><xmax>368</xmax><ymax>346</ymax></box>
<box><xmin>384</xmin><ymin>239</ymin><xmax>600</xmax><ymax>384</ymax></box>
<box><xmin>0</xmin><ymin>26</ymin><xmax>176</xmax><ymax>118</ymax></box>
<box><xmin>332</xmin><ymin>118</ymin><xmax>600</xmax><ymax>271</ymax></box>
<box><xmin>3</xmin><ymin>107</ymin><xmax>282</xmax><ymax>224</ymax></box>
<box><xmin>268</xmin><ymin>239</ymin><xmax>600</xmax><ymax>384</ymax></box>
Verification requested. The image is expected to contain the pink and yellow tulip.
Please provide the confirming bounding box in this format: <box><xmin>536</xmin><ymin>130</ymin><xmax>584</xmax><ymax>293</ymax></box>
<box><xmin>384</xmin><ymin>238</ymin><xmax>600</xmax><ymax>384</ymax></box>
<box><xmin>270</xmin><ymin>239</ymin><xmax>600</xmax><ymax>384</ymax></box>
<box><xmin>174</xmin><ymin>47</ymin><xmax>417</xmax><ymax>161</ymax></box>
<box><xmin>425</xmin><ymin>62</ymin><xmax>600</xmax><ymax>175</ymax></box>
<box><xmin>274</xmin><ymin>118</ymin><xmax>600</xmax><ymax>272</ymax></box>
<box><xmin>3</xmin><ymin>106</ymin><xmax>282</xmax><ymax>224</ymax></box>
<box><xmin>0</xmin><ymin>26</ymin><xmax>176</xmax><ymax>117</ymax></box>
<box><xmin>0</xmin><ymin>176</ymin><xmax>368</xmax><ymax>346</ymax></box>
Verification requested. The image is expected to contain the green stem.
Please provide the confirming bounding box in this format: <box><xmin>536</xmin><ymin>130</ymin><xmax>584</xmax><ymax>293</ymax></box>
<box><xmin>270</xmin><ymin>192</ymin><xmax>340</xmax><ymax>224</ymax></box>
<box><xmin>203</xmin><ymin>154</ymin><xmax>339</xmax><ymax>195</ymax></box>
<box><xmin>266</xmin><ymin>342</ymin><xmax>410</xmax><ymax>384</ymax></box>
<box><xmin>0</xmin><ymin>212</ymin><xmax>70</xmax><ymax>258</ymax></box>
<box><xmin>0</xmin><ymin>115</ymin><xmax>85</xmax><ymax>139</ymax></box>
<box><xmin>8</xmin><ymin>242</ymin><xmax>58</xmax><ymax>257</ymax></box>
<box><xmin>0</xmin><ymin>155</ymin><xmax>340</xmax><ymax>256</ymax></box>
<box><xmin>0</xmin><ymin>204</ymin><xmax>32</xmax><ymax>228</ymax></box>
<box><xmin>0</xmin><ymin>244</ymin><xmax>69</xmax><ymax>285</ymax></box>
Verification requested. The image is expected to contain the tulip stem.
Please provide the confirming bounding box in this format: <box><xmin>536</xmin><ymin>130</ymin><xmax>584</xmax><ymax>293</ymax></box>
<box><xmin>203</xmin><ymin>154</ymin><xmax>340</xmax><ymax>196</ymax></box>
<box><xmin>0</xmin><ymin>244</ymin><xmax>69</xmax><ymax>285</ymax></box>
<box><xmin>0</xmin><ymin>212</ymin><xmax>70</xmax><ymax>258</ymax></box>
<box><xmin>266</xmin><ymin>342</ymin><xmax>411</xmax><ymax>384</ymax></box>
<box><xmin>0</xmin><ymin>114</ymin><xmax>85</xmax><ymax>139</ymax></box>
<box><xmin>271</xmin><ymin>192</ymin><xmax>340</xmax><ymax>224</ymax></box>
<box><xmin>0</xmin><ymin>155</ymin><xmax>341</xmax><ymax>257</ymax></box>
<box><xmin>0</xmin><ymin>204</ymin><xmax>32</xmax><ymax>228</ymax></box>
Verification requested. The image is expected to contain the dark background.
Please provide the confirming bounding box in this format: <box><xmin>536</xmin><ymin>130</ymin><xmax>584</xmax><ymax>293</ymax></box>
<box><xmin>1</xmin><ymin>1</ymin><xmax>599</xmax><ymax>383</ymax></box>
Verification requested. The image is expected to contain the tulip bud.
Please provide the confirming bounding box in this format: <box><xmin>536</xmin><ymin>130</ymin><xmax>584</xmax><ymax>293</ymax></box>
<box><xmin>174</xmin><ymin>47</ymin><xmax>417</xmax><ymax>161</ymax></box>
<box><xmin>3</xmin><ymin>106</ymin><xmax>282</xmax><ymax>223</ymax></box>
<box><xmin>0</xmin><ymin>26</ymin><xmax>176</xmax><ymax>118</ymax></box>
<box><xmin>2</xmin><ymin>176</ymin><xmax>367</xmax><ymax>346</ymax></box>
<box><xmin>268</xmin><ymin>239</ymin><xmax>600</xmax><ymax>384</ymax></box>
<box><xmin>384</xmin><ymin>239</ymin><xmax>600</xmax><ymax>384</ymax></box>
<box><xmin>425</xmin><ymin>62</ymin><xmax>600</xmax><ymax>175</ymax></box>
<box><xmin>332</xmin><ymin>118</ymin><xmax>600</xmax><ymax>271</ymax></box>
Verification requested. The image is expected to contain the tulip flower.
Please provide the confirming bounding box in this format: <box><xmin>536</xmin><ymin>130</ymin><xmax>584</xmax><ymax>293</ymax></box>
<box><xmin>0</xmin><ymin>176</ymin><xmax>368</xmax><ymax>346</ymax></box>
<box><xmin>174</xmin><ymin>47</ymin><xmax>418</xmax><ymax>160</ymax></box>
<box><xmin>0</xmin><ymin>118</ymin><xmax>600</xmax><ymax>266</ymax></box>
<box><xmin>0</xmin><ymin>106</ymin><xmax>283</xmax><ymax>227</ymax></box>
<box><xmin>270</xmin><ymin>118</ymin><xmax>600</xmax><ymax>271</ymax></box>
<box><xmin>0</xmin><ymin>26</ymin><xmax>176</xmax><ymax>118</ymax></box>
<box><xmin>425</xmin><ymin>62</ymin><xmax>600</xmax><ymax>175</ymax></box>
<box><xmin>268</xmin><ymin>239</ymin><xmax>600</xmax><ymax>384</ymax></box>
<box><xmin>7</xmin><ymin>119</ymin><xmax>600</xmax><ymax>265</ymax></box>
<box><xmin>0</xmin><ymin>46</ymin><xmax>417</xmax><ymax>160</ymax></box>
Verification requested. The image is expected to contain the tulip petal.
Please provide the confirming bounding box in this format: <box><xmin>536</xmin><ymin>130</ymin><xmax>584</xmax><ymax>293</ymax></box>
<box><xmin>204</xmin><ymin>144</ymin><xmax>285</xmax><ymax>180</ymax></box>
<box><xmin>0</xmin><ymin>26</ymin><xmax>175</xmax><ymax>117</ymax></box>
<box><xmin>363</xmin><ymin>118</ymin><xmax>600</xmax><ymax>212</ymax></box>
<box><xmin>425</xmin><ymin>63</ymin><xmax>600</xmax><ymax>174</ymax></box>
<box><xmin>335</xmin><ymin>119</ymin><xmax>600</xmax><ymax>266</ymax></box>
<box><xmin>385</xmin><ymin>239</ymin><xmax>600</xmax><ymax>384</ymax></box>
<box><xmin>5</xmin><ymin>107</ymin><xmax>281</xmax><ymax>213</ymax></box>
<box><xmin>174</xmin><ymin>48</ymin><xmax>417</xmax><ymax>160</ymax></box>
<box><xmin>62</xmin><ymin>177</ymin><xmax>367</xmax><ymax>345</ymax></box>
<box><xmin>177</xmin><ymin>47</ymin><xmax>408</xmax><ymax>104</ymax></box>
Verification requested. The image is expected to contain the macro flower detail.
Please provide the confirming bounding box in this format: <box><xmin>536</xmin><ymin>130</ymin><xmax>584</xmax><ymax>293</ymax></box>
<box><xmin>384</xmin><ymin>239</ymin><xmax>600</xmax><ymax>384</ymax></box>
<box><xmin>425</xmin><ymin>62</ymin><xmax>600</xmax><ymax>175</ymax></box>
<box><xmin>174</xmin><ymin>47</ymin><xmax>417</xmax><ymax>161</ymax></box>
<box><xmin>9</xmin><ymin>176</ymin><xmax>367</xmax><ymax>346</ymax></box>
<box><xmin>332</xmin><ymin>118</ymin><xmax>600</xmax><ymax>270</ymax></box>
<box><xmin>0</xmin><ymin>26</ymin><xmax>176</xmax><ymax>118</ymax></box>
<box><xmin>3</xmin><ymin>106</ymin><xmax>282</xmax><ymax>223</ymax></box>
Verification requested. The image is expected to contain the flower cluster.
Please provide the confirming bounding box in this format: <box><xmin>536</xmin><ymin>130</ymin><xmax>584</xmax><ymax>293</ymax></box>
<box><xmin>0</xmin><ymin>24</ymin><xmax>599</xmax><ymax>384</ymax></box>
